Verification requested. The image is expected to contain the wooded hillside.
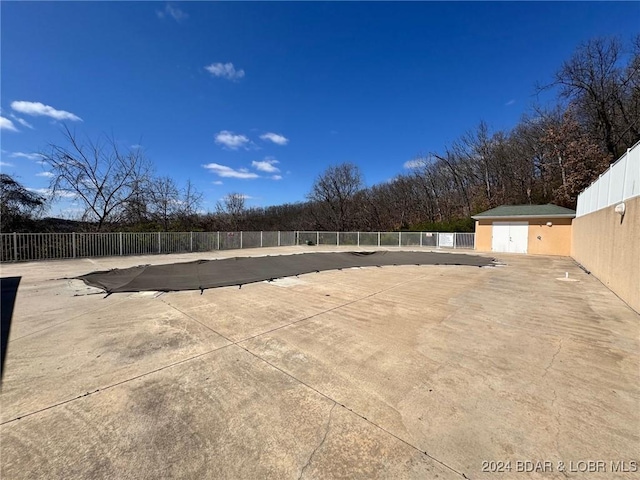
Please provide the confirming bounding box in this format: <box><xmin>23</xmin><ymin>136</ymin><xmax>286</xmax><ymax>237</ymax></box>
<box><xmin>2</xmin><ymin>36</ymin><xmax>638</xmax><ymax>233</ymax></box>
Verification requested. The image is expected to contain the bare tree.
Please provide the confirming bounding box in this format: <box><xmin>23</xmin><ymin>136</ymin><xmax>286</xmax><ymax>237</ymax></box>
<box><xmin>307</xmin><ymin>163</ymin><xmax>363</xmax><ymax>231</ymax></box>
<box><xmin>541</xmin><ymin>110</ymin><xmax>611</xmax><ymax>207</ymax></box>
<box><xmin>216</xmin><ymin>192</ymin><xmax>246</xmax><ymax>230</ymax></box>
<box><xmin>172</xmin><ymin>179</ymin><xmax>203</xmax><ymax>230</ymax></box>
<box><xmin>543</xmin><ymin>36</ymin><xmax>640</xmax><ymax>157</ymax></box>
<box><xmin>121</xmin><ymin>177</ymin><xmax>152</xmax><ymax>226</ymax></box>
<box><xmin>149</xmin><ymin>176</ymin><xmax>180</xmax><ymax>231</ymax></box>
<box><xmin>44</xmin><ymin>126</ymin><xmax>152</xmax><ymax>231</ymax></box>
<box><xmin>179</xmin><ymin>179</ymin><xmax>203</xmax><ymax>217</ymax></box>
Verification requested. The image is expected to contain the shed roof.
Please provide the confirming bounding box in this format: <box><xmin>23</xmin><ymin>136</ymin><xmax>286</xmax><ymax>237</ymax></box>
<box><xmin>472</xmin><ymin>204</ymin><xmax>576</xmax><ymax>220</ymax></box>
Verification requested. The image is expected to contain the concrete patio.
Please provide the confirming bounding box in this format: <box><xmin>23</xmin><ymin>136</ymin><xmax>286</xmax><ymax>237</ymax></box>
<box><xmin>1</xmin><ymin>246</ymin><xmax>638</xmax><ymax>479</ymax></box>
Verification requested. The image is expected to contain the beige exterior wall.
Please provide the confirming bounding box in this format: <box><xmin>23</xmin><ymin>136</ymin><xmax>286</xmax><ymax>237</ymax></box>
<box><xmin>475</xmin><ymin>220</ymin><xmax>493</xmax><ymax>252</ymax></box>
<box><xmin>474</xmin><ymin>217</ymin><xmax>573</xmax><ymax>256</ymax></box>
<box><xmin>527</xmin><ymin>217</ymin><xmax>573</xmax><ymax>256</ymax></box>
<box><xmin>571</xmin><ymin>195</ymin><xmax>640</xmax><ymax>313</ymax></box>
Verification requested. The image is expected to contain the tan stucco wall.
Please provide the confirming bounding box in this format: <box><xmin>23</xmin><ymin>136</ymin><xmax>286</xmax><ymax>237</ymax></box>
<box><xmin>527</xmin><ymin>217</ymin><xmax>573</xmax><ymax>256</ymax></box>
<box><xmin>474</xmin><ymin>217</ymin><xmax>573</xmax><ymax>256</ymax></box>
<box><xmin>475</xmin><ymin>220</ymin><xmax>493</xmax><ymax>252</ymax></box>
<box><xmin>571</xmin><ymin>195</ymin><xmax>640</xmax><ymax>313</ymax></box>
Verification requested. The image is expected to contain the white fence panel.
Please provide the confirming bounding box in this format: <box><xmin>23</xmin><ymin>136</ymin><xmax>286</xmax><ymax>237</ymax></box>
<box><xmin>624</xmin><ymin>146</ymin><xmax>640</xmax><ymax>199</ymax></box>
<box><xmin>597</xmin><ymin>169</ymin><xmax>611</xmax><ymax>211</ymax></box>
<box><xmin>438</xmin><ymin>233</ymin><xmax>454</xmax><ymax>248</ymax></box>
<box><xmin>589</xmin><ymin>183</ymin><xmax>599</xmax><ymax>214</ymax></box>
<box><xmin>608</xmin><ymin>156</ymin><xmax>626</xmax><ymax>205</ymax></box>
<box><xmin>577</xmin><ymin>141</ymin><xmax>640</xmax><ymax>217</ymax></box>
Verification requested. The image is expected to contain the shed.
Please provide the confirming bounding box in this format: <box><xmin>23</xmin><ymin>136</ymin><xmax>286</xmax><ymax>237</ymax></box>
<box><xmin>472</xmin><ymin>204</ymin><xmax>576</xmax><ymax>255</ymax></box>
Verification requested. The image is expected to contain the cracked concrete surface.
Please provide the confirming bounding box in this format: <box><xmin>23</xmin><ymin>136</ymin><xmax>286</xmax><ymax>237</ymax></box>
<box><xmin>299</xmin><ymin>403</ymin><xmax>336</xmax><ymax>479</ymax></box>
<box><xmin>542</xmin><ymin>340</ymin><xmax>563</xmax><ymax>379</ymax></box>
<box><xmin>1</xmin><ymin>246</ymin><xmax>638</xmax><ymax>479</ymax></box>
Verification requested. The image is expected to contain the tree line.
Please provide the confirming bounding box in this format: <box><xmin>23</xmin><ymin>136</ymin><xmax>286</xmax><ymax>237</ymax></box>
<box><xmin>1</xmin><ymin>36</ymin><xmax>638</xmax><ymax>233</ymax></box>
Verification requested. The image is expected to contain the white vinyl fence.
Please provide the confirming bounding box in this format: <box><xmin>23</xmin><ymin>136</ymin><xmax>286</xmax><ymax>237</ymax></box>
<box><xmin>576</xmin><ymin>140</ymin><xmax>640</xmax><ymax>217</ymax></box>
<box><xmin>0</xmin><ymin>231</ymin><xmax>475</xmax><ymax>263</ymax></box>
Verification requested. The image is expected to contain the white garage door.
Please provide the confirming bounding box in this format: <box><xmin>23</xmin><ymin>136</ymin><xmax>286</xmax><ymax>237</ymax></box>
<box><xmin>491</xmin><ymin>222</ymin><xmax>528</xmax><ymax>254</ymax></box>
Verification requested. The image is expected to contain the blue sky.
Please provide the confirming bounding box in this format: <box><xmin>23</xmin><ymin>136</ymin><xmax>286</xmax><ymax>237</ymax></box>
<box><xmin>1</xmin><ymin>1</ymin><xmax>638</xmax><ymax>217</ymax></box>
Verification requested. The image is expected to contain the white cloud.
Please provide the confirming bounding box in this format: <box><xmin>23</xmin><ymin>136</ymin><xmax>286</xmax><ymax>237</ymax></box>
<box><xmin>36</xmin><ymin>171</ymin><xmax>54</xmax><ymax>177</ymax></box>
<box><xmin>203</xmin><ymin>163</ymin><xmax>259</xmax><ymax>179</ymax></box>
<box><xmin>212</xmin><ymin>180</ymin><xmax>223</xmax><ymax>185</ymax></box>
<box><xmin>403</xmin><ymin>159</ymin><xmax>427</xmax><ymax>169</ymax></box>
<box><xmin>214</xmin><ymin>130</ymin><xmax>250</xmax><ymax>150</ymax></box>
<box><xmin>11</xmin><ymin>101</ymin><xmax>82</xmax><ymax>122</ymax></box>
<box><xmin>10</xmin><ymin>114</ymin><xmax>34</xmax><ymax>129</ymax></box>
<box><xmin>271</xmin><ymin>175</ymin><xmax>283</xmax><ymax>181</ymax></box>
<box><xmin>156</xmin><ymin>4</ymin><xmax>188</xmax><ymax>22</ymax></box>
<box><xmin>505</xmin><ymin>99</ymin><xmax>516</xmax><ymax>106</ymax></box>
<box><xmin>251</xmin><ymin>157</ymin><xmax>280</xmax><ymax>173</ymax></box>
<box><xmin>28</xmin><ymin>188</ymin><xmax>75</xmax><ymax>198</ymax></box>
<box><xmin>205</xmin><ymin>62</ymin><xmax>245</xmax><ymax>81</ymax></box>
<box><xmin>11</xmin><ymin>152</ymin><xmax>45</xmax><ymax>160</ymax></box>
<box><xmin>0</xmin><ymin>161</ymin><xmax>14</xmax><ymax>167</ymax></box>
<box><xmin>260</xmin><ymin>132</ymin><xmax>289</xmax><ymax>145</ymax></box>
<box><xmin>0</xmin><ymin>116</ymin><xmax>18</xmax><ymax>131</ymax></box>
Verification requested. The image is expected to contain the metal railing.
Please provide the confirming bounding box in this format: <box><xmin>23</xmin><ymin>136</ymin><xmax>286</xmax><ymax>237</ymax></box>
<box><xmin>295</xmin><ymin>231</ymin><xmax>475</xmax><ymax>249</ymax></box>
<box><xmin>0</xmin><ymin>231</ymin><xmax>474</xmax><ymax>263</ymax></box>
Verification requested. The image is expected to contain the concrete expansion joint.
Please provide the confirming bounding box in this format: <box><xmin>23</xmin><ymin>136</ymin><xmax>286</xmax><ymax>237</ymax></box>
<box><xmin>235</xmin><ymin>338</ymin><xmax>469</xmax><ymax>478</ymax></box>
<box><xmin>1</xmin><ymin>387</ymin><xmax>101</xmax><ymax>425</ymax></box>
<box><xmin>298</xmin><ymin>402</ymin><xmax>336</xmax><ymax>479</ymax></box>
<box><xmin>328</xmin><ymin>401</ymin><xmax>468</xmax><ymax>479</ymax></box>
<box><xmin>161</xmin><ymin>280</ymin><xmax>472</xmax><ymax>479</ymax></box>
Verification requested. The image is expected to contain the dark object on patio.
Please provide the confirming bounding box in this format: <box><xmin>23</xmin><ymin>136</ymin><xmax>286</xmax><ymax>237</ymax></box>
<box><xmin>77</xmin><ymin>251</ymin><xmax>494</xmax><ymax>294</ymax></box>
<box><xmin>1</xmin><ymin>276</ymin><xmax>21</xmax><ymax>380</ymax></box>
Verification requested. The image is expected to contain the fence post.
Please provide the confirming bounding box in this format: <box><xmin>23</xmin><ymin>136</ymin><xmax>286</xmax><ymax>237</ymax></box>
<box><xmin>73</xmin><ymin>232</ymin><xmax>77</xmax><ymax>258</ymax></box>
<box><xmin>13</xmin><ymin>232</ymin><xmax>18</xmax><ymax>262</ymax></box>
<box><xmin>316</xmin><ymin>231</ymin><xmax>319</xmax><ymax>246</ymax></box>
<box><xmin>377</xmin><ymin>231</ymin><xmax>381</xmax><ymax>247</ymax></box>
<box><xmin>158</xmin><ymin>232</ymin><xmax>161</xmax><ymax>254</ymax></box>
<box><xmin>420</xmin><ymin>232</ymin><xmax>423</xmax><ymax>247</ymax></box>
<box><xmin>240</xmin><ymin>231</ymin><xmax>243</xmax><ymax>249</ymax></box>
<box><xmin>217</xmin><ymin>231</ymin><xmax>220</xmax><ymax>250</ymax></box>
<box><xmin>190</xmin><ymin>232</ymin><xmax>193</xmax><ymax>252</ymax></box>
<box><xmin>436</xmin><ymin>232</ymin><xmax>440</xmax><ymax>249</ymax></box>
<box><xmin>260</xmin><ymin>231</ymin><xmax>263</xmax><ymax>248</ymax></box>
<box><xmin>622</xmin><ymin>149</ymin><xmax>630</xmax><ymax>199</ymax></box>
<box><xmin>607</xmin><ymin>164</ymin><xmax>613</xmax><ymax>205</ymax></box>
<box><xmin>336</xmin><ymin>232</ymin><xmax>339</xmax><ymax>246</ymax></box>
<box><xmin>278</xmin><ymin>231</ymin><xmax>281</xmax><ymax>247</ymax></box>
<box><xmin>357</xmin><ymin>231</ymin><xmax>360</xmax><ymax>247</ymax></box>
<box><xmin>453</xmin><ymin>233</ymin><xmax>457</xmax><ymax>249</ymax></box>
<box><xmin>119</xmin><ymin>232</ymin><xmax>123</xmax><ymax>256</ymax></box>
<box><xmin>398</xmin><ymin>231</ymin><xmax>402</xmax><ymax>247</ymax></box>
